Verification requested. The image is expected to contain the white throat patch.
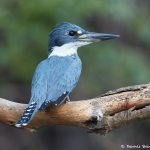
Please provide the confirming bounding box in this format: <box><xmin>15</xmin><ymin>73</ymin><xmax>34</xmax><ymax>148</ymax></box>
<box><xmin>49</xmin><ymin>42</ymin><xmax>91</xmax><ymax>57</ymax></box>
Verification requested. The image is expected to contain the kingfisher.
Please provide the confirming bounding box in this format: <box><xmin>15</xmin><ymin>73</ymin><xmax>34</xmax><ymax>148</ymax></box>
<box><xmin>15</xmin><ymin>22</ymin><xmax>119</xmax><ymax>127</ymax></box>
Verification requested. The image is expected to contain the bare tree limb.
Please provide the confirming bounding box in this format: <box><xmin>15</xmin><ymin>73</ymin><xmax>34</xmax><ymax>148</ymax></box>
<box><xmin>0</xmin><ymin>83</ymin><xmax>150</xmax><ymax>134</ymax></box>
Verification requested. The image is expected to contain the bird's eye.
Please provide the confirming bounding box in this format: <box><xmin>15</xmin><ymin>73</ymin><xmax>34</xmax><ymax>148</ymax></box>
<box><xmin>68</xmin><ymin>31</ymin><xmax>77</xmax><ymax>36</ymax></box>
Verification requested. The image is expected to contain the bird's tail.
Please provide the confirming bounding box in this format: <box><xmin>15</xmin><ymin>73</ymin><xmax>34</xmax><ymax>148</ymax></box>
<box><xmin>15</xmin><ymin>102</ymin><xmax>37</xmax><ymax>127</ymax></box>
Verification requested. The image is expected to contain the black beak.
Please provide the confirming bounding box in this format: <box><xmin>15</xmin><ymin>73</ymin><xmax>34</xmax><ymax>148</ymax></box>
<box><xmin>78</xmin><ymin>31</ymin><xmax>119</xmax><ymax>42</ymax></box>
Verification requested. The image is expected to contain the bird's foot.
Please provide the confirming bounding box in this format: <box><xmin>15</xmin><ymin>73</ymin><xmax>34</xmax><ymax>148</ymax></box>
<box><xmin>65</xmin><ymin>96</ymin><xmax>70</xmax><ymax>103</ymax></box>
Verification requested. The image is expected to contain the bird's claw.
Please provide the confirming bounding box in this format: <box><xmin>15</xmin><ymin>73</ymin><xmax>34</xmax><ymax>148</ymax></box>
<box><xmin>65</xmin><ymin>96</ymin><xmax>70</xmax><ymax>103</ymax></box>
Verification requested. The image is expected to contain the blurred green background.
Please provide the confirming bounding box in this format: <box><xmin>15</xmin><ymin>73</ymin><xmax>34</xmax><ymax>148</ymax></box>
<box><xmin>0</xmin><ymin>0</ymin><xmax>150</xmax><ymax>150</ymax></box>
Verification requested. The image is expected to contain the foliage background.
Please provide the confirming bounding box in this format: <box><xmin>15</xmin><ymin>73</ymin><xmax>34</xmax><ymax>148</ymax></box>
<box><xmin>0</xmin><ymin>0</ymin><xmax>150</xmax><ymax>150</ymax></box>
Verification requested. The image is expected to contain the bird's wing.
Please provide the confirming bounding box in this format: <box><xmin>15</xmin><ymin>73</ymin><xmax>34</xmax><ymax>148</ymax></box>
<box><xmin>29</xmin><ymin>59</ymin><xmax>49</xmax><ymax>108</ymax></box>
<box><xmin>30</xmin><ymin>56</ymin><xmax>81</xmax><ymax>110</ymax></box>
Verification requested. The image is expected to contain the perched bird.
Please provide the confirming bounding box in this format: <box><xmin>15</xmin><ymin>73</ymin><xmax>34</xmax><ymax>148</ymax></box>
<box><xmin>15</xmin><ymin>22</ymin><xmax>119</xmax><ymax>127</ymax></box>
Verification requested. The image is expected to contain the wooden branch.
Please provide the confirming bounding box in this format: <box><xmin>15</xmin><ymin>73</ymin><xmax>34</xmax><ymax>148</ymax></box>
<box><xmin>0</xmin><ymin>83</ymin><xmax>150</xmax><ymax>134</ymax></box>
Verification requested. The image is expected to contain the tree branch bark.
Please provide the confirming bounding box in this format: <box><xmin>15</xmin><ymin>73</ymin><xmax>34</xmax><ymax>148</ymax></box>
<box><xmin>0</xmin><ymin>83</ymin><xmax>150</xmax><ymax>134</ymax></box>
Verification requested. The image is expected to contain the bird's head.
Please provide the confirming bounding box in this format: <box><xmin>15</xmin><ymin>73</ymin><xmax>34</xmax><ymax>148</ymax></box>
<box><xmin>48</xmin><ymin>22</ymin><xmax>119</xmax><ymax>56</ymax></box>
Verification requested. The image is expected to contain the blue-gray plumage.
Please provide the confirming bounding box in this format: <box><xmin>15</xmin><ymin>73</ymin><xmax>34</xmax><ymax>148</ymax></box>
<box><xmin>32</xmin><ymin>55</ymin><xmax>81</xmax><ymax>109</ymax></box>
<box><xmin>15</xmin><ymin>22</ymin><xmax>119</xmax><ymax>127</ymax></box>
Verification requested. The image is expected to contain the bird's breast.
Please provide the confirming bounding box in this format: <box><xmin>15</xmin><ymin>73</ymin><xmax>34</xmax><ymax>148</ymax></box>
<box><xmin>48</xmin><ymin>55</ymin><xmax>82</xmax><ymax>90</ymax></box>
